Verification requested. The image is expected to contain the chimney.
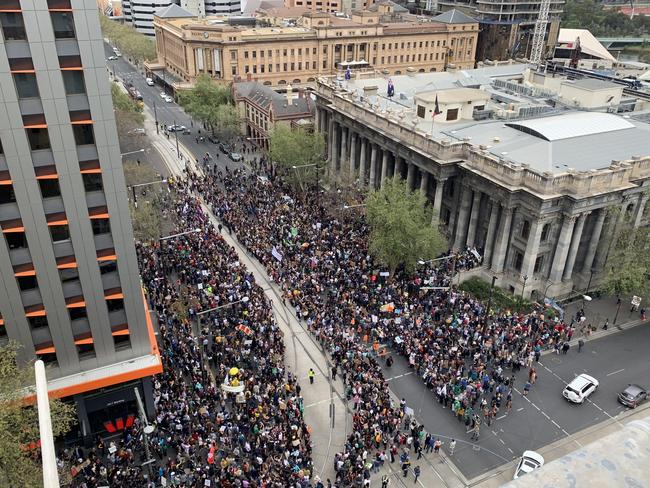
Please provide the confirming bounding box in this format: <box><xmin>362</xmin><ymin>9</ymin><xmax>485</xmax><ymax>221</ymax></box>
<box><xmin>246</xmin><ymin>72</ymin><xmax>252</xmax><ymax>81</ymax></box>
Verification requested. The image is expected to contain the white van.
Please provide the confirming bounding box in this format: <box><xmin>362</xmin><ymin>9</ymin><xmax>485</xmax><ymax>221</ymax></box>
<box><xmin>146</xmin><ymin>77</ymin><xmax>154</xmax><ymax>86</ymax></box>
<box><xmin>563</xmin><ymin>374</ymin><xmax>599</xmax><ymax>404</ymax></box>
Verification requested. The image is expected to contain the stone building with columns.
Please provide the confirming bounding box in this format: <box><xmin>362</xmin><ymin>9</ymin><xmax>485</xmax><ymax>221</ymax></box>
<box><xmin>315</xmin><ymin>67</ymin><xmax>650</xmax><ymax>299</ymax></box>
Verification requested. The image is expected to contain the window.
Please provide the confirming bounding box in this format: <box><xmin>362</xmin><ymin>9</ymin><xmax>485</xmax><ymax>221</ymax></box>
<box><xmin>50</xmin><ymin>12</ymin><xmax>75</xmax><ymax>39</ymax></box>
<box><xmin>113</xmin><ymin>334</ymin><xmax>131</xmax><ymax>350</ymax></box>
<box><xmin>521</xmin><ymin>219</ymin><xmax>531</xmax><ymax>239</ymax></box>
<box><xmin>50</xmin><ymin>224</ymin><xmax>70</xmax><ymax>243</ymax></box>
<box><xmin>0</xmin><ymin>12</ymin><xmax>27</xmax><ymax>40</ymax></box>
<box><xmin>534</xmin><ymin>255</ymin><xmax>544</xmax><ymax>274</ymax></box>
<box><xmin>62</xmin><ymin>70</ymin><xmax>85</xmax><ymax>95</ymax></box>
<box><xmin>28</xmin><ymin>316</ymin><xmax>48</xmax><ymax>329</ymax></box>
<box><xmin>230</xmin><ymin>50</ymin><xmax>237</xmax><ymax>60</ymax></box>
<box><xmin>446</xmin><ymin>108</ymin><xmax>459</xmax><ymax>121</ymax></box>
<box><xmin>17</xmin><ymin>275</ymin><xmax>38</xmax><ymax>291</ymax></box>
<box><xmin>106</xmin><ymin>298</ymin><xmax>124</xmax><ymax>312</ymax></box>
<box><xmin>14</xmin><ymin>73</ymin><xmax>39</xmax><ymax>98</ymax></box>
<box><xmin>76</xmin><ymin>342</ymin><xmax>95</xmax><ymax>358</ymax></box>
<box><xmin>72</xmin><ymin>124</ymin><xmax>94</xmax><ymax>145</ymax></box>
<box><xmin>68</xmin><ymin>307</ymin><xmax>87</xmax><ymax>321</ymax></box>
<box><xmin>59</xmin><ymin>268</ymin><xmax>79</xmax><ymax>283</ymax></box>
<box><xmin>27</xmin><ymin>128</ymin><xmax>51</xmax><ymax>151</ymax></box>
<box><xmin>513</xmin><ymin>251</ymin><xmax>523</xmax><ymax>272</ymax></box>
<box><xmin>417</xmin><ymin>105</ymin><xmax>426</xmax><ymax>118</ymax></box>
<box><xmin>540</xmin><ymin>223</ymin><xmax>550</xmax><ymax>242</ymax></box>
<box><xmin>91</xmin><ymin>218</ymin><xmax>111</xmax><ymax>235</ymax></box>
<box><xmin>38</xmin><ymin>179</ymin><xmax>61</xmax><ymax>198</ymax></box>
<box><xmin>6</xmin><ymin>232</ymin><xmax>27</xmax><ymax>249</ymax></box>
<box><xmin>252</xmin><ymin>51</ymin><xmax>256</xmax><ymax>58</ymax></box>
<box><xmin>0</xmin><ymin>185</ymin><xmax>16</xmax><ymax>204</ymax></box>
<box><xmin>244</xmin><ymin>51</ymin><xmax>248</xmax><ymax>58</ymax></box>
<box><xmin>82</xmin><ymin>173</ymin><xmax>103</xmax><ymax>192</ymax></box>
<box><xmin>99</xmin><ymin>260</ymin><xmax>118</xmax><ymax>275</ymax></box>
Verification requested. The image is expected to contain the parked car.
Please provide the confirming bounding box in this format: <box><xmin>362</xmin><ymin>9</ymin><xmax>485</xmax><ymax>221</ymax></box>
<box><xmin>183</xmin><ymin>128</ymin><xmax>191</xmax><ymax>135</ymax></box>
<box><xmin>208</xmin><ymin>135</ymin><xmax>219</xmax><ymax>144</ymax></box>
<box><xmin>167</xmin><ymin>125</ymin><xmax>187</xmax><ymax>132</ymax></box>
<box><xmin>146</xmin><ymin>77</ymin><xmax>154</xmax><ymax>86</ymax></box>
<box><xmin>618</xmin><ymin>384</ymin><xmax>647</xmax><ymax>408</ymax></box>
<box><xmin>229</xmin><ymin>152</ymin><xmax>242</xmax><ymax>162</ymax></box>
<box><xmin>164</xmin><ymin>95</ymin><xmax>174</xmax><ymax>103</ymax></box>
<box><xmin>114</xmin><ymin>50</ymin><xmax>122</xmax><ymax>57</ymax></box>
<box><xmin>563</xmin><ymin>374</ymin><xmax>599</xmax><ymax>404</ymax></box>
<box><xmin>219</xmin><ymin>142</ymin><xmax>230</xmax><ymax>154</ymax></box>
<box><xmin>513</xmin><ymin>451</ymin><xmax>544</xmax><ymax>480</ymax></box>
<box><xmin>160</xmin><ymin>91</ymin><xmax>167</xmax><ymax>99</ymax></box>
<box><xmin>128</xmin><ymin>128</ymin><xmax>146</xmax><ymax>135</ymax></box>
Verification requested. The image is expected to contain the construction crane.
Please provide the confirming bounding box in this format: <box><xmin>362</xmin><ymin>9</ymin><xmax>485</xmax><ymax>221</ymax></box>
<box><xmin>530</xmin><ymin>0</ymin><xmax>551</xmax><ymax>65</ymax></box>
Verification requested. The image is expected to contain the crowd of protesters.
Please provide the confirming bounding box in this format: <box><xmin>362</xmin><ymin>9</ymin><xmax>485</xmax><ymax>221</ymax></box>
<box><xmin>189</xmin><ymin>164</ymin><xmax>577</xmax><ymax>485</ymax></box>
<box><xmin>65</xmin><ymin>180</ymin><xmax>312</xmax><ymax>488</ymax></box>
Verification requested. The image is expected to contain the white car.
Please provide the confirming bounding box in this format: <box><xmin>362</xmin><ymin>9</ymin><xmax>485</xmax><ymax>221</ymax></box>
<box><xmin>107</xmin><ymin>55</ymin><xmax>117</xmax><ymax>60</ymax></box>
<box><xmin>164</xmin><ymin>95</ymin><xmax>174</xmax><ymax>103</ymax></box>
<box><xmin>114</xmin><ymin>50</ymin><xmax>122</xmax><ymax>57</ymax></box>
<box><xmin>160</xmin><ymin>91</ymin><xmax>167</xmax><ymax>99</ymax></box>
<box><xmin>513</xmin><ymin>450</ymin><xmax>544</xmax><ymax>479</ymax></box>
<box><xmin>146</xmin><ymin>77</ymin><xmax>154</xmax><ymax>86</ymax></box>
<box><xmin>563</xmin><ymin>374</ymin><xmax>599</xmax><ymax>404</ymax></box>
<box><xmin>128</xmin><ymin>128</ymin><xmax>146</xmax><ymax>135</ymax></box>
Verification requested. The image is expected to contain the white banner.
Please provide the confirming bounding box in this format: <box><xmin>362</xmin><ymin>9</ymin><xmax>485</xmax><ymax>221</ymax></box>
<box><xmin>272</xmin><ymin>246</ymin><xmax>283</xmax><ymax>262</ymax></box>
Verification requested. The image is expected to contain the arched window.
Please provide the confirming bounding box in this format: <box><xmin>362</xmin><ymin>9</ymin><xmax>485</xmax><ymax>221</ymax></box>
<box><xmin>278</xmin><ymin>80</ymin><xmax>286</xmax><ymax>85</ymax></box>
<box><xmin>263</xmin><ymin>81</ymin><xmax>272</xmax><ymax>86</ymax></box>
<box><xmin>292</xmin><ymin>78</ymin><xmax>301</xmax><ymax>84</ymax></box>
<box><xmin>521</xmin><ymin>219</ymin><xmax>531</xmax><ymax>239</ymax></box>
<box><xmin>307</xmin><ymin>77</ymin><xmax>315</xmax><ymax>82</ymax></box>
<box><xmin>394</xmin><ymin>70</ymin><xmax>401</xmax><ymax>75</ymax></box>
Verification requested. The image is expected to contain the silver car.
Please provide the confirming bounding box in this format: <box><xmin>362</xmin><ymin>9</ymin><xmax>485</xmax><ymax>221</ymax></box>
<box><xmin>618</xmin><ymin>384</ymin><xmax>647</xmax><ymax>408</ymax></box>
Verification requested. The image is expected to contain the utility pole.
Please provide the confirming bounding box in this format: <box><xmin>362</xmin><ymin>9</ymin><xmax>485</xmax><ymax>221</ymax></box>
<box><xmin>134</xmin><ymin>387</ymin><xmax>155</xmax><ymax>480</ymax></box>
<box><xmin>174</xmin><ymin>119</ymin><xmax>180</xmax><ymax>158</ymax></box>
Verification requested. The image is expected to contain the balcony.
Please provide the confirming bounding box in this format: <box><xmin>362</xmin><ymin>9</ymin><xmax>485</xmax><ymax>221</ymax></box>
<box><xmin>61</xmin><ymin>279</ymin><xmax>82</xmax><ymax>299</ymax></box>
<box><xmin>0</xmin><ymin>202</ymin><xmax>20</xmax><ymax>222</ymax></box>
<box><xmin>42</xmin><ymin>196</ymin><xmax>65</xmax><ymax>215</ymax></box>
<box><xmin>31</xmin><ymin>149</ymin><xmax>55</xmax><ymax>167</ymax></box>
<box><xmin>85</xmin><ymin>190</ymin><xmax>106</xmax><ymax>209</ymax></box>
<box><xmin>8</xmin><ymin>247</ymin><xmax>31</xmax><ymax>267</ymax></box>
<box><xmin>21</xmin><ymin>288</ymin><xmax>42</xmax><ymax>308</ymax></box>
<box><xmin>76</xmin><ymin>144</ymin><xmax>98</xmax><ymax>163</ymax></box>
<box><xmin>108</xmin><ymin>308</ymin><xmax>127</xmax><ymax>328</ymax></box>
<box><xmin>52</xmin><ymin>240</ymin><xmax>74</xmax><ymax>258</ymax></box>
<box><xmin>4</xmin><ymin>40</ymin><xmax>31</xmax><ymax>59</ymax></box>
<box><xmin>54</xmin><ymin>39</ymin><xmax>79</xmax><ymax>57</ymax></box>
<box><xmin>18</xmin><ymin>98</ymin><xmax>44</xmax><ymax>116</ymax></box>
<box><xmin>30</xmin><ymin>327</ymin><xmax>53</xmax><ymax>350</ymax></box>
<box><xmin>101</xmin><ymin>270</ymin><xmax>120</xmax><ymax>292</ymax></box>
<box><xmin>70</xmin><ymin>317</ymin><xmax>91</xmax><ymax>338</ymax></box>
<box><xmin>66</xmin><ymin>94</ymin><xmax>89</xmax><ymax>113</ymax></box>
<box><xmin>93</xmin><ymin>232</ymin><xmax>113</xmax><ymax>251</ymax></box>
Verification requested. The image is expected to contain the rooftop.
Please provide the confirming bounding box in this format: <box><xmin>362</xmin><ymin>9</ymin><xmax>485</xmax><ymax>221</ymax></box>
<box><xmin>154</xmin><ymin>3</ymin><xmax>194</xmax><ymax>18</ymax></box>
<box><xmin>234</xmin><ymin>81</ymin><xmax>313</xmax><ymax>117</ymax></box>
<box><xmin>561</xmin><ymin>78</ymin><xmax>621</xmax><ymax>91</ymax></box>
<box><xmin>432</xmin><ymin>9</ymin><xmax>477</xmax><ymax>24</ymax></box>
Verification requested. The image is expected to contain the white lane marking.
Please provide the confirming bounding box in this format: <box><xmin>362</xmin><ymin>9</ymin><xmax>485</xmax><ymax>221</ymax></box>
<box><xmin>492</xmin><ymin>430</ymin><xmax>498</xmax><ymax>436</ymax></box>
<box><xmin>552</xmin><ymin>420</ymin><xmax>562</xmax><ymax>429</ymax></box>
<box><xmin>517</xmin><ymin>407</ymin><xmax>525</xmax><ymax>412</ymax></box>
<box><xmin>385</xmin><ymin>371</ymin><xmax>414</xmax><ymax>381</ymax></box>
<box><xmin>508</xmin><ymin>447</ymin><xmax>514</xmax><ymax>454</ymax></box>
<box><xmin>531</xmin><ymin>403</ymin><xmax>541</xmax><ymax>411</ymax></box>
<box><xmin>562</xmin><ymin>429</ymin><xmax>570</xmax><ymax>436</ymax></box>
<box><xmin>542</xmin><ymin>411</ymin><xmax>550</xmax><ymax>419</ymax></box>
<box><xmin>304</xmin><ymin>397</ymin><xmax>335</xmax><ymax>409</ymax></box>
<box><xmin>497</xmin><ymin>415</ymin><xmax>507</xmax><ymax>420</ymax></box>
<box><xmin>607</xmin><ymin>368</ymin><xmax>625</xmax><ymax>377</ymax></box>
<box><xmin>499</xmin><ymin>438</ymin><xmax>506</xmax><ymax>445</ymax></box>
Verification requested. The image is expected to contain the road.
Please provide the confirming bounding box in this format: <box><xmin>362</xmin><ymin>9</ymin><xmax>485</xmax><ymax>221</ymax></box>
<box><xmin>103</xmin><ymin>46</ymin><xmax>650</xmax><ymax>482</ymax></box>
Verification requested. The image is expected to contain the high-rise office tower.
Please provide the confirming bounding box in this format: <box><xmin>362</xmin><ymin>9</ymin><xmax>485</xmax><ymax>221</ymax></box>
<box><xmin>0</xmin><ymin>0</ymin><xmax>161</xmax><ymax>440</ymax></box>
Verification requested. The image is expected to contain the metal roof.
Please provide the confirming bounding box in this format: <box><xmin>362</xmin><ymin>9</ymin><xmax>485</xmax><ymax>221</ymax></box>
<box><xmin>505</xmin><ymin>112</ymin><xmax>634</xmax><ymax>141</ymax></box>
<box><xmin>432</xmin><ymin>9</ymin><xmax>477</xmax><ymax>24</ymax></box>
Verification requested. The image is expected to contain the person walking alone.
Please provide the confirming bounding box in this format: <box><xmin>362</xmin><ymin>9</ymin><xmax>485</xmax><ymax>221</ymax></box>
<box><xmin>578</xmin><ymin>339</ymin><xmax>585</xmax><ymax>353</ymax></box>
<box><xmin>449</xmin><ymin>439</ymin><xmax>456</xmax><ymax>456</ymax></box>
<box><xmin>308</xmin><ymin>368</ymin><xmax>315</xmax><ymax>384</ymax></box>
<box><xmin>413</xmin><ymin>466</ymin><xmax>421</xmax><ymax>484</ymax></box>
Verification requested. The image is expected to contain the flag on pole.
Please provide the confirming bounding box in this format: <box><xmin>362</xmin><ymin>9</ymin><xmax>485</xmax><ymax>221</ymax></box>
<box><xmin>387</xmin><ymin>79</ymin><xmax>395</xmax><ymax>98</ymax></box>
<box><xmin>345</xmin><ymin>66</ymin><xmax>351</xmax><ymax>80</ymax></box>
<box><xmin>237</xmin><ymin>324</ymin><xmax>253</xmax><ymax>335</ymax></box>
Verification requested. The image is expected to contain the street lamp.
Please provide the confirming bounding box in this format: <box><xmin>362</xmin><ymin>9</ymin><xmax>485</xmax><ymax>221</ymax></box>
<box><xmin>417</xmin><ymin>254</ymin><xmax>455</xmax><ymax>266</ymax></box>
<box><xmin>521</xmin><ymin>274</ymin><xmax>529</xmax><ymax>298</ymax></box>
<box><xmin>133</xmin><ymin>387</ymin><xmax>155</xmax><ymax>480</ymax></box>
<box><xmin>486</xmin><ymin>275</ymin><xmax>498</xmax><ymax>317</ymax></box>
<box><xmin>159</xmin><ymin>228</ymin><xmax>201</xmax><ymax>241</ymax></box>
<box><xmin>128</xmin><ymin>179</ymin><xmax>167</xmax><ymax>208</ymax></box>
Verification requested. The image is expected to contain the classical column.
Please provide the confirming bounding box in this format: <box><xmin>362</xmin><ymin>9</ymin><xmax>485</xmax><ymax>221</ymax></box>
<box><xmin>563</xmin><ymin>212</ymin><xmax>588</xmax><ymax>281</ymax></box>
<box><xmin>483</xmin><ymin>200</ymin><xmax>499</xmax><ymax>266</ymax></box>
<box><xmin>349</xmin><ymin>133</ymin><xmax>357</xmax><ymax>178</ymax></box>
<box><xmin>420</xmin><ymin>171</ymin><xmax>429</xmax><ymax>196</ymax></box>
<box><xmin>634</xmin><ymin>194</ymin><xmax>648</xmax><ymax>228</ymax></box>
<box><xmin>582</xmin><ymin>209</ymin><xmax>606</xmax><ymax>273</ymax></box>
<box><xmin>490</xmin><ymin>206</ymin><xmax>513</xmax><ymax>274</ymax></box>
<box><xmin>394</xmin><ymin>156</ymin><xmax>403</xmax><ymax>180</ymax></box>
<box><xmin>520</xmin><ymin>218</ymin><xmax>545</xmax><ymax>279</ymax></box>
<box><xmin>380</xmin><ymin>151</ymin><xmax>389</xmax><ymax>188</ymax></box>
<box><xmin>359</xmin><ymin>138</ymin><xmax>367</xmax><ymax>186</ymax></box>
<box><xmin>453</xmin><ymin>186</ymin><xmax>472</xmax><ymax>250</ymax></box>
<box><xmin>549</xmin><ymin>215</ymin><xmax>576</xmax><ymax>282</ymax></box>
<box><xmin>465</xmin><ymin>190</ymin><xmax>482</xmax><ymax>248</ymax></box>
<box><xmin>329</xmin><ymin>122</ymin><xmax>339</xmax><ymax>179</ymax></box>
<box><xmin>406</xmin><ymin>163</ymin><xmax>416</xmax><ymax>189</ymax></box>
<box><xmin>431</xmin><ymin>177</ymin><xmax>445</xmax><ymax>225</ymax></box>
<box><xmin>369</xmin><ymin>144</ymin><xmax>378</xmax><ymax>189</ymax></box>
<box><xmin>339</xmin><ymin>126</ymin><xmax>347</xmax><ymax>174</ymax></box>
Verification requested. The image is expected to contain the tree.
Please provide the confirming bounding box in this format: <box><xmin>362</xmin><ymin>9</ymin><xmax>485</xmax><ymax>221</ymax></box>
<box><xmin>562</xmin><ymin>0</ymin><xmax>650</xmax><ymax>37</ymax></box>
<box><xmin>177</xmin><ymin>75</ymin><xmax>232</xmax><ymax>131</ymax></box>
<box><xmin>99</xmin><ymin>15</ymin><xmax>156</xmax><ymax>64</ymax></box>
<box><xmin>0</xmin><ymin>342</ymin><xmax>76</xmax><ymax>487</ymax></box>
<box><xmin>213</xmin><ymin>104</ymin><xmax>241</xmax><ymax>140</ymax></box>
<box><xmin>123</xmin><ymin>162</ymin><xmax>165</xmax><ymax>241</ymax></box>
<box><xmin>601</xmin><ymin>226</ymin><xmax>650</xmax><ymax>300</ymax></box>
<box><xmin>111</xmin><ymin>83</ymin><xmax>145</xmax><ymax>152</ymax></box>
<box><xmin>268</xmin><ymin>125</ymin><xmax>325</xmax><ymax>190</ymax></box>
<box><xmin>366</xmin><ymin>178</ymin><xmax>448</xmax><ymax>274</ymax></box>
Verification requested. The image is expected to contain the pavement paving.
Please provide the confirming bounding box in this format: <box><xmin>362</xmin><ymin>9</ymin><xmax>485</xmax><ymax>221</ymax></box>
<box><xmin>106</xmin><ymin>49</ymin><xmax>650</xmax><ymax>486</ymax></box>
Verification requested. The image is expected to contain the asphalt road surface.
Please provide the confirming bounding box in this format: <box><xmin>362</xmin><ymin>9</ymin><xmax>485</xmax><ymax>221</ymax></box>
<box><xmin>379</xmin><ymin>324</ymin><xmax>650</xmax><ymax>479</ymax></box>
<box><xmin>103</xmin><ymin>45</ymin><xmax>650</xmax><ymax>481</ymax></box>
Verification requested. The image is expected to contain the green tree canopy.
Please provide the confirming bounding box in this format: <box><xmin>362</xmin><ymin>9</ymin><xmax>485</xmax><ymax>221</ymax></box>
<box><xmin>0</xmin><ymin>342</ymin><xmax>76</xmax><ymax>487</ymax></box>
<box><xmin>268</xmin><ymin>125</ymin><xmax>325</xmax><ymax>190</ymax></box>
<box><xmin>562</xmin><ymin>0</ymin><xmax>650</xmax><ymax>36</ymax></box>
<box><xmin>99</xmin><ymin>15</ymin><xmax>156</xmax><ymax>64</ymax></box>
<box><xmin>366</xmin><ymin>178</ymin><xmax>448</xmax><ymax>274</ymax></box>
<box><xmin>601</xmin><ymin>226</ymin><xmax>650</xmax><ymax>299</ymax></box>
<box><xmin>123</xmin><ymin>161</ymin><xmax>165</xmax><ymax>241</ymax></box>
<box><xmin>178</xmin><ymin>75</ymin><xmax>232</xmax><ymax>130</ymax></box>
<box><xmin>111</xmin><ymin>83</ymin><xmax>145</xmax><ymax>151</ymax></box>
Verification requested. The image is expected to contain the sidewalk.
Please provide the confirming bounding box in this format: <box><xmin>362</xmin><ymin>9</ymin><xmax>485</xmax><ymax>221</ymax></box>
<box><xmin>147</xmin><ymin>119</ymin><xmax>348</xmax><ymax>482</ymax></box>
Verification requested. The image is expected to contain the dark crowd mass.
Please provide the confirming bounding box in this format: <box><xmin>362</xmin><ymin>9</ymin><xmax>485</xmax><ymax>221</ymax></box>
<box><xmin>62</xmin><ymin>157</ymin><xmax>579</xmax><ymax>488</ymax></box>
